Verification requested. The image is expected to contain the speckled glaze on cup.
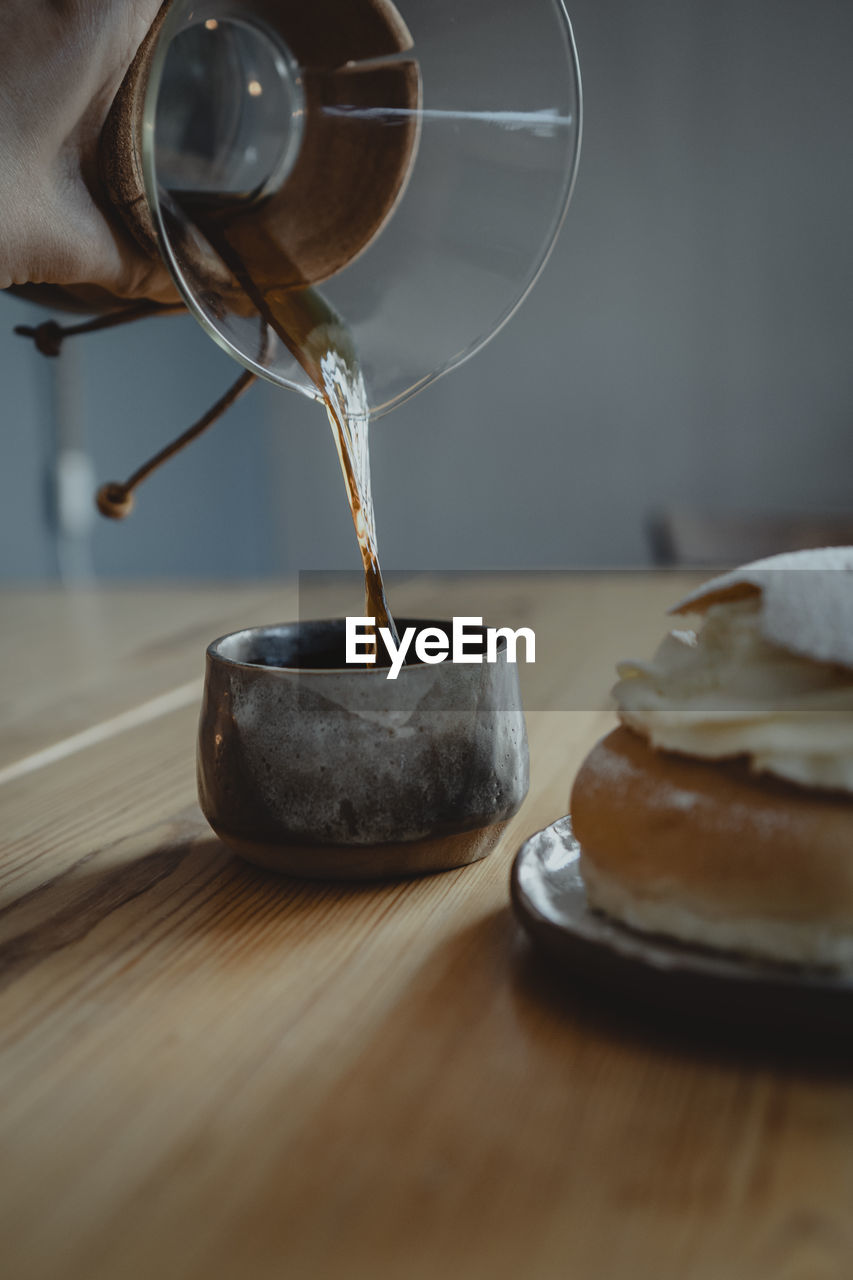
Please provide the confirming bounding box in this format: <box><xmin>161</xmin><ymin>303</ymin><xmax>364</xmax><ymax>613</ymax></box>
<box><xmin>197</xmin><ymin>618</ymin><xmax>529</xmax><ymax>879</ymax></box>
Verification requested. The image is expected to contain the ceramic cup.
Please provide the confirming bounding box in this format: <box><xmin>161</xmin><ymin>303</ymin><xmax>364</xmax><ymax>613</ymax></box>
<box><xmin>197</xmin><ymin>618</ymin><xmax>529</xmax><ymax>879</ymax></box>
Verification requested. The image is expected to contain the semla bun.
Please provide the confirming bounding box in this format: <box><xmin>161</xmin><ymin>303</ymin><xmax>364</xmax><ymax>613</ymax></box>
<box><xmin>571</xmin><ymin>548</ymin><xmax>853</xmax><ymax>968</ymax></box>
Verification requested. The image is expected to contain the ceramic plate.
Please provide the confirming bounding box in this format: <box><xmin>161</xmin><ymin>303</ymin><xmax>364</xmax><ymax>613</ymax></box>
<box><xmin>510</xmin><ymin>817</ymin><xmax>853</xmax><ymax>1037</ymax></box>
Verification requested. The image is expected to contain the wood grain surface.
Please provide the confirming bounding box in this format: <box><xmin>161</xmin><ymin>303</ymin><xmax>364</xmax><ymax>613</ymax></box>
<box><xmin>2</xmin><ymin>575</ymin><xmax>852</xmax><ymax>1280</ymax></box>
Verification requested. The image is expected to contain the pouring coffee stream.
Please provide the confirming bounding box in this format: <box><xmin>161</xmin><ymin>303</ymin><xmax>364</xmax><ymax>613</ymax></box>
<box><xmin>173</xmin><ymin>194</ymin><xmax>399</xmax><ymax>640</ymax></box>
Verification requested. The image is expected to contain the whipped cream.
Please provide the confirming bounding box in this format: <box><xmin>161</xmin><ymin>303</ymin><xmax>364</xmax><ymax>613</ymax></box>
<box><xmin>613</xmin><ymin>597</ymin><xmax>853</xmax><ymax>793</ymax></box>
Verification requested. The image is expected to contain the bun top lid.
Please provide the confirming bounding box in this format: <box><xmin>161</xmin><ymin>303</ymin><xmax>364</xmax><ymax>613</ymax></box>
<box><xmin>671</xmin><ymin>547</ymin><xmax>853</xmax><ymax>671</ymax></box>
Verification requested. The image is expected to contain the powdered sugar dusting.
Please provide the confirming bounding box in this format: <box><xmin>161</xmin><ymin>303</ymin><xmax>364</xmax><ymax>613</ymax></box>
<box><xmin>671</xmin><ymin>547</ymin><xmax>853</xmax><ymax>669</ymax></box>
<box><xmin>592</xmin><ymin>735</ymin><xmax>699</xmax><ymax>814</ymax></box>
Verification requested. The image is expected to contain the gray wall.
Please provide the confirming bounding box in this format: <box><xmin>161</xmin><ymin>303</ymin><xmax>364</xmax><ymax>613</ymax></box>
<box><xmin>2</xmin><ymin>0</ymin><xmax>853</xmax><ymax>580</ymax></box>
<box><xmin>0</xmin><ymin>299</ymin><xmax>279</xmax><ymax>580</ymax></box>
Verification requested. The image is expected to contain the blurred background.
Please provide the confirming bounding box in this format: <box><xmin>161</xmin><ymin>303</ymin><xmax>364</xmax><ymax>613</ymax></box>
<box><xmin>2</xmin><ymin>0</ymin><xmax>853</xmax><ymax>582</ymax></box>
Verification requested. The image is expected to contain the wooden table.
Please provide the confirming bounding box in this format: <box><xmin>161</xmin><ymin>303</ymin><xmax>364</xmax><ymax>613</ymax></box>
<box><xmin>2</xmin><ymin>574</ymin><xmax>852</xmax><ymax>1280</ymax></box>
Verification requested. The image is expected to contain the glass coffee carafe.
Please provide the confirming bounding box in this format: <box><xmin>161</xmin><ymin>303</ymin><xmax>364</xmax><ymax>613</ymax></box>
<box><xmin>109</xmin><ymin>0</ymin><xmax>582</xmax><ymax>419</ymax></box>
